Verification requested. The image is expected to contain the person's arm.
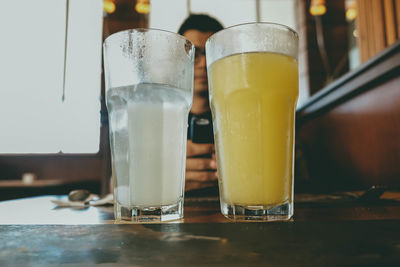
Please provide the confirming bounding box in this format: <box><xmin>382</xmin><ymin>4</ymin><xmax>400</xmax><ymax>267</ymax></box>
<box><xmin>185</xmin><ymin>140</ymin><xmax>218</xmax><ymax>191</ymax></box>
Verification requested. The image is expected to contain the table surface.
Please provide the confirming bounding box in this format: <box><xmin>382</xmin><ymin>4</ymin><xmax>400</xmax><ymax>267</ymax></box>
<box><xmin>1</xmin><ymin>191</ymin><xmax>400</xmax><ymax>266</ymax></box>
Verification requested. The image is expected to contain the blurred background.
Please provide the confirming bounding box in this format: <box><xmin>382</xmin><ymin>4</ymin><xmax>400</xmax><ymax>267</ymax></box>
<box><xmin>0</xmin><ymin>0</ymin><xmax>399</xmax><ymax>200</ymax></box>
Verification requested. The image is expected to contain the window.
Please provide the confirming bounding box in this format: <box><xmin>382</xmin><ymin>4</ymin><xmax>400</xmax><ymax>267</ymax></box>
<box><xmin>0</xmin><ymin>0</ymin><xmax>103</xmax><ymax>154</ymax></box>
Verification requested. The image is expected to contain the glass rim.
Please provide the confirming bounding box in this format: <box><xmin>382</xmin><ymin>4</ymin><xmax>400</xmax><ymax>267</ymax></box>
<box><xmin>206</xmin><ymin>22</ymin><xmax>298</xmax><ymax>45</ymax></box>
<box><xmin>103</xmin><ymin>27</ymin><xmax>194</xmax><ymax>47</ymax></box>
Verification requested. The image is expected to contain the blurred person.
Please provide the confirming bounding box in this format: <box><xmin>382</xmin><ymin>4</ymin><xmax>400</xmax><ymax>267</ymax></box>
<box><xmin>178</xmin><ymin>14</ymin><xmax>224</xmax><ymax>192</ymax></box>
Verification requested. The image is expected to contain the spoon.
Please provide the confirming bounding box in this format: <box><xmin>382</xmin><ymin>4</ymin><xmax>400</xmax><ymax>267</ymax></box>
<box><xmin>68</xmin><ymin>189</ymin><xmax>91</xmax><ymax>202</ymax></box>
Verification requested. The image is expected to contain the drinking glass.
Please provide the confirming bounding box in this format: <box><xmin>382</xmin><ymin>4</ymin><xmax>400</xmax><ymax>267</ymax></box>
<box><xmin>103</xmin><ymin>29</ymin><xmax>194</xmax><ymax>222</ymax></box>
<box><xmin>206</xmin><ymin>23</ymin><xmax>298</xmax><ymax>221</ymax></box>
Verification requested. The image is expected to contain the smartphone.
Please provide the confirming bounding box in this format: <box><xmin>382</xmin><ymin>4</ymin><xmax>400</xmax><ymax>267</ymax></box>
<box><xmin>188</xmin><ymin>113</ymin><xmax>214</xmax><ymax>144</ymax></box>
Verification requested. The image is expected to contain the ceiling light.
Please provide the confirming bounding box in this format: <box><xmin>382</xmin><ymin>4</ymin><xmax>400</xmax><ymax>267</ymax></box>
<box><xmin>310</xmin><ymin>0</ymin><xmax>326</xmax><ymax>16</ymax></box>
<box><xmin>135</xmin><ymin>0</ymin><xmax>150</xmax><ymax>14</ymax></box>
<box><xmin>103</xmin><ymin>0</ymin><xmax>116</xmax><ymax>14</ymax></box>
<box><xmin>345</xmin><ymin>0</ymin><xmax>357</xmax><ymax>21</ymax></box>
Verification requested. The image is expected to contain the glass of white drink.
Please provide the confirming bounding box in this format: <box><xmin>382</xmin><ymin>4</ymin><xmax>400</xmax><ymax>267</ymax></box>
<box><xmin>103</xmin><ymin>29</ymin><xmax>194</xmax><ymax>222</ymax></box>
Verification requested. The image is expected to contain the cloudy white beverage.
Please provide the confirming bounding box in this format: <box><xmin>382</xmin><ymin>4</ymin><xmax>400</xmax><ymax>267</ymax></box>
<box><xmin>107</xmin><ymin>83</ymin><xmax>191</xmax><ymax>222</ymax></box>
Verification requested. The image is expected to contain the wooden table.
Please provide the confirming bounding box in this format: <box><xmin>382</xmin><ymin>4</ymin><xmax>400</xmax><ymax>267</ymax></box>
<box><xmin>1</xmin><ymin>191</ymin><xmax>400</xmax><ymax>266</ymax></box>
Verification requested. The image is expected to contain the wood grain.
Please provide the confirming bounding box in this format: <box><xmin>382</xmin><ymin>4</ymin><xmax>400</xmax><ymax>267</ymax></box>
<box><xmin>371</xmin><ymin>0</ymin><xmax>386</xmax><ymax>52</ymax></box>
<box><xmin>364</xmin><ymin>0</ymin><xmax>376</xmax><ymax>58</ymax></box>
<box><xmin>384</xmin><ymin>0</ymin><xmax>397</xmax><ymax>45</ymax></box>
<box><xmin>356</xmin><ymin>0</ymin><xmax>369</xmax><ymax>62</ymax></box>
<box><xmin>396</xmin><ymin>0</ymin><xmax>400</xmax><ymax>37</ymax></box>
<box><xmin>1</xmin><ymin>221</ymin><xmax>400</xmax><ymax>266</ymax></box>
<box><xmin>356</xmin><ymin>0</ymin><xmax>400</xmax><ymax>62</ymax></box>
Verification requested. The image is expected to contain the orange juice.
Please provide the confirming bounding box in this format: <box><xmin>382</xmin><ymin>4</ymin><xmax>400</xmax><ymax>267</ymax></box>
<box><xmin>208</xmin><ymin>52</ymin><xmax>298</xmax><ymax>206</ymax></box>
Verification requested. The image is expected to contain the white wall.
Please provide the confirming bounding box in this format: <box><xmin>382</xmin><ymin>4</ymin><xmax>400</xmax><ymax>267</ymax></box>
<box><xmin>150</xmin><ymin>0</ymin><xmax>305</xmax><ymax>105</ymax></box>
<box><xmin>150</xmin><ymin>0</ymin><xmax>296</xmax><ymax>32</ymax></box>
<box><xmin>0</xmin><ymin>0</ymin><xmax>103</xmax><ymax>153</ymax></box>
<box><xmin>259</xmin><ymin>0</ymin><xmax>296</xmax><ymax>30</ymax></box>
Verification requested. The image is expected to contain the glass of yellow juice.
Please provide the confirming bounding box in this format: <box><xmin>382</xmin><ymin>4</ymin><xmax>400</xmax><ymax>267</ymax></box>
<box><xmin>206</xmin><ymin>23</ymin><xmax>298</xmax><ymax>221</ymax></box>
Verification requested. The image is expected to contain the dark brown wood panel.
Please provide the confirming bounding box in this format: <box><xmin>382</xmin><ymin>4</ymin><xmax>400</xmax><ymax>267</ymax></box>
<box><xmin>296</xmin><ymin>41</ymin><xmax>400</xmax><ymax>191</ymax></box>
<box><xmin>0</xmin><ymin>155</ymin><xmax>102</xmax><ymax>181</ymax></box>
<box><xmin>0</xmin><ymin>155</ymin><xmax>103</xmax><ymax>200</ymax></box>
